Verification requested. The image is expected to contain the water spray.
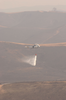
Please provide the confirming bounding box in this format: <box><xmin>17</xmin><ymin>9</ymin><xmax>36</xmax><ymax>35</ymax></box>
<box><xmin>22</xmin><ymin>54</ymin><xmax>37</xmax><ymax>66</ymax></box>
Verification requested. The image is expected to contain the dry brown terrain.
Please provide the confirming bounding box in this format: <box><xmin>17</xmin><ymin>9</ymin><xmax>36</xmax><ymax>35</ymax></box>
<box><xmin>0</xmin><ymin>81</ymin><xmax>66</xmax><ymax>100</ymax></box>
<box><xmin>1</xmin><ymin>41</ymin><xmax>66</xmax><ymax>46</ymax></box>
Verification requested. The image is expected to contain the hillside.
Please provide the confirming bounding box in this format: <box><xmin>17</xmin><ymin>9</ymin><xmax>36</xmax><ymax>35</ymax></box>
<box><xmin>0</xmin><ymin>41</ymin><xmax>66</xmax><ymax>83</ymax></box>
<box><xmin>0</xmin><ymin>11</ymin><xmax>66</xmax><ymax>43</ymax></box>
<box><xmin>0</xmin><ymin>81</ymin><xmax>66</xmax><ymax>100</ymax></box>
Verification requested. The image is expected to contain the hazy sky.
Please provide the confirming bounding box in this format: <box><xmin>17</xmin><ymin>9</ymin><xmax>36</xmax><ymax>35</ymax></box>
<box><xmin>0</xmin><ymin>0</ymin><xmax>66</xmax><ymax>9</ymax></box>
